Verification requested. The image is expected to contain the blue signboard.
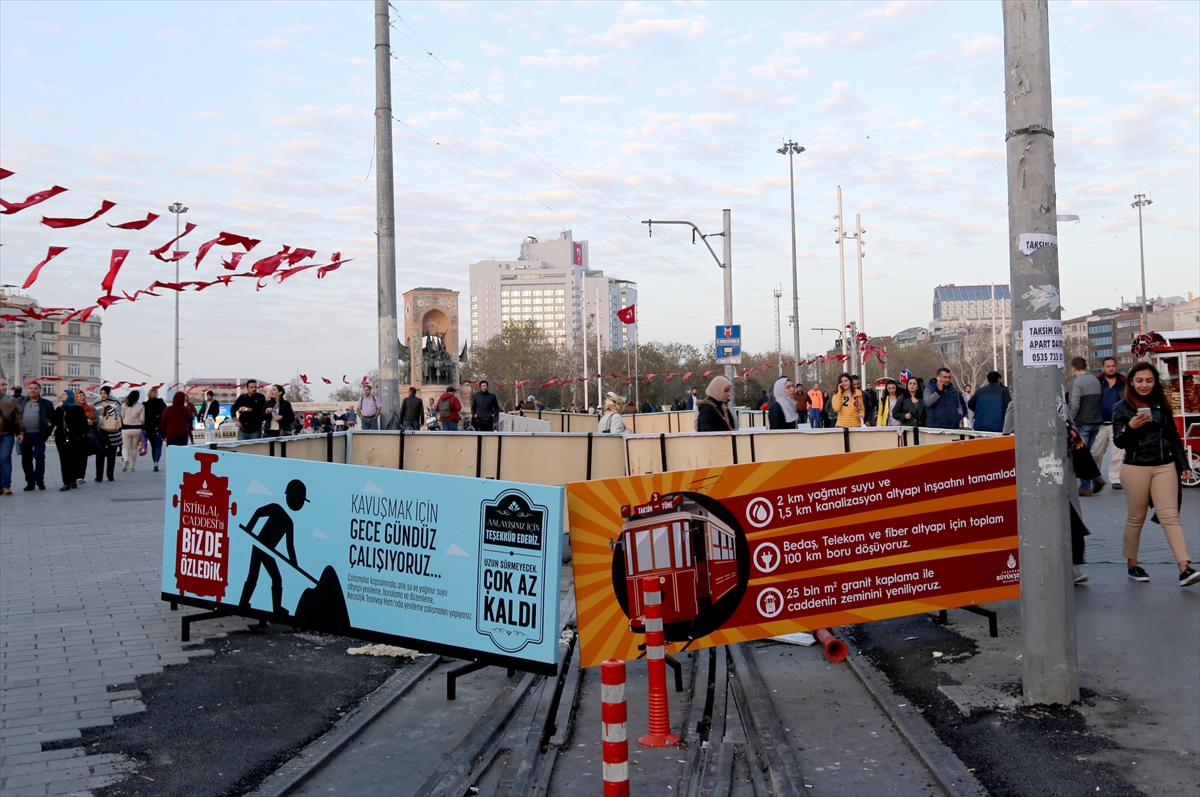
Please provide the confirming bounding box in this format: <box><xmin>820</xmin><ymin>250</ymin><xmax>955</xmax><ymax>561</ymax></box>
<box><xmin>162</xmin><ymin>449</ymin><xmax>563</xmax><ymax>670</ymax></box>
<box><xmin>715</xmin><ymin>324</ymin><xmax>742</xmax><ymax>365</ymax></box>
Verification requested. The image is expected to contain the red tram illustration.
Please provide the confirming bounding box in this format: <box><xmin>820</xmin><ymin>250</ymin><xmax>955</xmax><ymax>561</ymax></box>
<box><xmin>618</xmin><ymin>492</ymin><xmax>740</xmax><ymax>629</ymax></box>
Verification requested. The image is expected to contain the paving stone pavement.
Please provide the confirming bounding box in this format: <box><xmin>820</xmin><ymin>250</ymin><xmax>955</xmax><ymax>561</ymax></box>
<box><xmin>1</xmin><ymin>445</ymin><xmax>251</xmax><ymax>797</ymax></box>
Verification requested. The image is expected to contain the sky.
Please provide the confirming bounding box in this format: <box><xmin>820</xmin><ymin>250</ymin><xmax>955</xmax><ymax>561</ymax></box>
<box><xmin>1</xmin><ymin>0</ymin><xmax>1197</xmax><ymax>397</ymax></box>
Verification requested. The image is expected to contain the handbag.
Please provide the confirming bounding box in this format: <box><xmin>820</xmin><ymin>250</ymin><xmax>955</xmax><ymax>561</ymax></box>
<box><xmin>99</xmin><ymin>407</ymin><xmax>121</xmax><ymax>434</ymax></box>
<box><xmin>1071</xmin><ymin>444</ymin><xmax>1101</xmax><ymax>481</ymax></box>
<box><xmin>138</xmin><ymin>430</ymin><xmax>149</xmax><ymax>457</ymax></box>
<box><xmin>84</xmin><ymin>427</ymin><xmax>103</xmax><ymax>455</ymax></box>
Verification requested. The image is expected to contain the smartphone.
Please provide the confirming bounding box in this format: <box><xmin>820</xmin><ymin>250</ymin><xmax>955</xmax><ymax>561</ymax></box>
<box><xmin>1136</xmin><ymin>407</ymin><xmax>1152</xmax><ymax>415</ymax></box>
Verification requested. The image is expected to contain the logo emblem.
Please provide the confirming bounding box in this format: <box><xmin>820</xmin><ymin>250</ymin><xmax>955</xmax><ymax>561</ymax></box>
<box><xmin>756</xmin><ymin>587</ymin><xmax>784</xmax><ymax>619</ymax></box>
<box><xmin>1007</xmin><ymin>554</ymin><xmax>1017</xmax><ymax>569</ymax></box>
<box><xmin>746</xmin><ymin>497</ymin><xmax>774</xmax><ymax>529</ymax></box>
<box><xmin>754</xmin><ymin>542</ymin><xmax>781</xmax><ymax>573</ymax></box>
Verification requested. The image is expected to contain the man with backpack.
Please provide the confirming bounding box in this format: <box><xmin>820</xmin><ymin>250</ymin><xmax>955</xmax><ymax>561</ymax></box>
<box><xmin>435</xmin><ymin>386</ymin><xmax>462</xmax><ymax>431</ymax></box>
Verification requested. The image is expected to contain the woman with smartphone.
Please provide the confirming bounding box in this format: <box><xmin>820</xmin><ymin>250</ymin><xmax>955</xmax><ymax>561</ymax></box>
<box><xmin>1112</xmin><ymin>362</ymin><xmax>1197</xmax><ymax>586</ymax></box>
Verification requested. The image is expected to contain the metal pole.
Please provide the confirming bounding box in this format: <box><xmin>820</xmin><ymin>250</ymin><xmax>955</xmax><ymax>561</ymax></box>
<box><xmin>837</xmin><ymin>188</ymin><xmax>848</xmax><ymax>366</ymax></box>
<box><xmin>992</xmin><ymin>282</ymin><xmax>999</xmax><ymax>373</ymax></box>
<box><xmin>14</xmin><ymin>321</ymin><xmax>22</xmax><ymax>386</ymax></box>
<box><xmin>1133</xmin><ymin>194</ymin><xmax>1152</xmax><ymax>334</ymax></box>
<box><xmin>1003</xmin><ymin>0</ymin><xmax>1078</xmax><ymax>705</ymax></box>
<box><xmin>786</xmin><ymin>145</ymin><xmax>803</xmax><ymax>385</ymax></box>
<box><xmin>167</xmin><ymin>202</ymin><xmax>187</xmax><ymax>388</ymax></box>
<box><xmin>375</xmin><ymin>0</ymin><xmax>401</xmax><ymax>424</ymax></box>
<box><xmin>583</xmin><ymin>307</ymin><xmax>590</xmax><ymax>412</ymax></box>
<box><xmin>856</xmin><ymin>213</ymin><xmax>865</xmax><ymax>379</ymax></box>
<box><xmin>723</xmin><ymin>209</ymin><xmax>734</xmax><ymax>384</ymax></box>
<box><xmin>596</xmin><ymin>309</ymin><xmax>602</xmax><ymax>408</ymax></box>
<box><xmin>774</xmin><ymin>286</ymin><xmax>783</xmax><ymax>380</ymax></box>
<box><xmin>634</xmin><ymin>322</ymin><xmax>640</xmax><ymax>409</ymax></box>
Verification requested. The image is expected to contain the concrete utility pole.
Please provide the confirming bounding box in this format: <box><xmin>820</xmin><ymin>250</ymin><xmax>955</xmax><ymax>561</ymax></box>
<box><xmin>1003</xmin><ymin>0</ymin><xmax>1078</xmax><ymax>705</ymax></box>
<box><xmin>1132</xmin><ymin>193</ymin><xmax>1153</xmax><ymax>334</ymax></box>
<box><xmin>375</xmin><ymin>0</ymin><xmax>401</xmax><ymax>425</ymax></box>
<box><xmin>167</xmin><ymin>202</ymin><xmax>188</xmax><ymax>388</ymax></box>
<box><xmin>835</xmin><ymin>188</ymin><xmax>849</xmax><ymax>369</ymax></box>
<box><xmin>641</xmin><ymin>211</ymin><xmax>735</xmax><ymax>382</ymax></box>
<box><xmin>777</xmin><ymin>141</ymin><xmax>805</xmax><ymax>385</ymax></box>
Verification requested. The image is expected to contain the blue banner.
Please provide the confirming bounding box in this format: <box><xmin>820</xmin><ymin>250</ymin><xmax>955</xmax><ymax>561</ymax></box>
<box><xmin>162</xmin><ymin>448</ymin><xmax>563</xmax><ymax>668</ymax></box>
<box><xmin>716</xmin><ymin>324</ymin><xmax>742</xmax><ymax>364</ymax></box>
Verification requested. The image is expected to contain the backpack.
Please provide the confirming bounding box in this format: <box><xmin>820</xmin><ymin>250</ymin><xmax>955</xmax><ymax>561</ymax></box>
<box><xmin>437</xmin><ymin>397</ymin><xmax>453</xmax><ymax>420</ymax></box>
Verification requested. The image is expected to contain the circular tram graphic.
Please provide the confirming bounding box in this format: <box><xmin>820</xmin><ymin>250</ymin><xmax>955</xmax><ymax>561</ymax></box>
<box><xmin>611</xmin><ymin>491</ymin><xmax>750</xmax><ymax>644</ymax></box>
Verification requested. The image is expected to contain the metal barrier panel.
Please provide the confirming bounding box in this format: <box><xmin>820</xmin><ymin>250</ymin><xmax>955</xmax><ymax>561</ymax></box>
<box><xmin>348</xmin><ymin>431</ymin><xmax>401</xmax><ymax>469</ymax></box>
<box><xmin>847</xmin><ymin>428</ymin><xmax>906</xmax><ymax>452</ymax></box>
<box><xmin>402</xmin><ymin>432</ymin><xmax>478</xmax><ymax>476</ymax></box>
<box><xmin>497</xmin><ymin>435</ymin><xmax>591</xmax><ymax>485</ymax></box>
<box><xmin>661</xmin><ymin>434</ymin><xmax>736</xmax><ymax>472</ymax></box>
<box><xmin>625</xmin><ymin>436</ymin><xmax>664</xmax><ymax>475</ymax></box>
<box><xmin>590</xmin><ymin>435</ymin><xmax>628</xmax><ymax>480</ymax></box>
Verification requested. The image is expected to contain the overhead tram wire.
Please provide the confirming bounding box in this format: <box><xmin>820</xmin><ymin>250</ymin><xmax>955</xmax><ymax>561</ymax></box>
<box><xmin>387</xmin><ymin>49</ymin><xmax>729</xmax><ymax>294</ymax></box>
<box><xmin>384</xmin><ymin>14</ymin><xmax>769</xmax><ymax>302</ymax></box>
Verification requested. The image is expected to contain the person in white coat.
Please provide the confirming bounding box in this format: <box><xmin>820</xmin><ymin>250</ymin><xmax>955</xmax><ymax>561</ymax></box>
<box><xmin>598</xmin><ymin>393</ymin><xmax>626</xmax><ymax>434</ymax></box>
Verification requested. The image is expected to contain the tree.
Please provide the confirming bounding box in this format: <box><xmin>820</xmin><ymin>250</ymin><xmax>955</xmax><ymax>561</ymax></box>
<box><xmin>329</xmin><ymin>370</ymin><xmax>378</xmax><ymax>402</ymax></box>
<box><xmin>463</xmin><ymin>322</ymin><xmax>572</xmax><ymax>411</ymax></box>
<box><xmin>285</xmin><ymin>372</ymin><xmax>312</xmax><ymax>403</ymax></box>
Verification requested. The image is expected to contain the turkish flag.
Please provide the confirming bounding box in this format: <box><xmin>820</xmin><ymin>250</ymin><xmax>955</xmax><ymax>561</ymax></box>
<box><xmin>100</xmin><ymin>249</ymin><xmax>131</xmax><ymax>295</ymax></box>
<box><xmin>109</xmin><ymin>212</ymin><xmax>160</xmax><ymax>230</ymax></box>
<box><xmin>42</xmin><ymin>199</ymin><xmax>116</xmax><ymax>229</ymax></box>
<box><xmin>573</xmin><ymin>242</ymin><xmax>583</xmax><ymax>266</ymax></box>
<box><xmin>1</xmin><ymin>185</ymin><xmax>67</xmax><ymax>215</ymax></box>
<box><xmin>22</xmin><ymin>246</ymin><xmax>68</xmax><ymax>289</ymax></box>
<box><xmin>617</xmin><ymin>304</ymin><xmax>636</xmax><ymax>324</ymax></box>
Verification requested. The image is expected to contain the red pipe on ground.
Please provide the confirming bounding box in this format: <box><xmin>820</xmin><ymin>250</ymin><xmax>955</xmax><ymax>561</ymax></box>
<box><xmin>815</xmin><ymin>628</ymin><xmax>847</xmax><ymax>662</ymax></box>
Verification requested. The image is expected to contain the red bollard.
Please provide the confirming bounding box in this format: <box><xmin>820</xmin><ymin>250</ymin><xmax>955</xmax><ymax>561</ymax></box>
<box><xmin>601</xmin><ymin>660</ymin><xmax>630</xmax><ymax>797</ymax></box>
<box><xmin>638</xmin><ymin>576</ymin><xmax>681</xmax><ymax>747</ymax></box>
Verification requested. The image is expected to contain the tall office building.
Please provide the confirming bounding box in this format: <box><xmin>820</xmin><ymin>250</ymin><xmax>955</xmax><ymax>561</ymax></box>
<box><xmin>468</xmin><ymin>231</ymin><xmax>637</xmax><ymax>353</ymax></box>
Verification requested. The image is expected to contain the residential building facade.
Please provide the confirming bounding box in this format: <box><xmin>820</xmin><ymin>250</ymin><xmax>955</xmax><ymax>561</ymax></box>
<box><xmin>0</xmin><ymin>288</ymin><xmax>103</xmax><ymax>396</ymax></box>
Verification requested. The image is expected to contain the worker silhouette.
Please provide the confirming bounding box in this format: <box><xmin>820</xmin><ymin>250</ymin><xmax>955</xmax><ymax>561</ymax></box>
<box><xmin>238</xmin><ymin>479</ymin><xmax>309</xmax><ymax>615</ymax></box>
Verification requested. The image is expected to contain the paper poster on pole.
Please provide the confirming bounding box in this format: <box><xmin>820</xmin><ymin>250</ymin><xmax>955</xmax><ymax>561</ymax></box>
<box><xmin>566</xmin><ymin>437</ymin><xmax>1018</xmax><ymax>668</ymax></box>
<box><xmin>1022</xmin><ymin>319</ymin><xmax>1064</xmax><ymax>368</ymax></box>
<box><xmin>1018</xmin><ymin>233</ymin><xmax>1057</xmax><ymax>255</ymax></box>
<box><xmin>163</xmin><ymin>449</ymin><xmax>563</xmax><ymax>671</ymax></box>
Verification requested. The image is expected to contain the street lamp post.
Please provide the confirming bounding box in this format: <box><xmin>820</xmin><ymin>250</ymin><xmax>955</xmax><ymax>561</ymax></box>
<box><xmin>642</xmin><ymin>213</ymin><xmax>734</xmax><ymax>381</ymax></box>
<box><xmin>777</xmin><ymin>140</ymin><xmax>806</xmax><ymax>385</ymax></box>
<box><xmin>773</xmin><ymin>285</ymin><xmax>783</xmax><ymax>379</ymax></box>
<box><xmin>1132</xmin><ymin>194</ymin><xmax>1153</xmax><ymax>334</ymax></box>
<box><xmin>167</xmin><ymin>202</ymin><xmax>188</xmax><ymax>388</ymax></box>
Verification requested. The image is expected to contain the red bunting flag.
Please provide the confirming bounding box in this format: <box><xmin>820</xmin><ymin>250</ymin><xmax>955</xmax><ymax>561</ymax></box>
<box><xmin>644</xmin><ymin>373</ymin><xmax>656</xmax><ymax>381</ymax></box>
<box><xmin>702</xmin><ymin>370</ymin><xmax>714</xmax><ymax>378</ymax></box>
<box><xmin>318</xmin><ymin>253</ymin><xmax>345</xmax><ymax>278</ymax></box>
<box><xmin>664</xmin><ymin>373</ymin><xmax>675</xmax><ymax>382</ymax></box>
<box><xmin>62</xmin><ymin>306</ymin><xmax>99</xmax><ymax>324</ymax></box>
<box><xmin>610</xmin><ymin>372</ymin><xmax>620</xmax><ymax>378</ymax></box>
<box><xmin>150</xmin><ymin>223</ymin><xmax>197</xmax><ymax>261</ymax></box>
<box><xmin>22</xmin><ymin>246</ymin><xmax>68</xmax><ymax>289</ymax></box>
<box><xmin>682</xmin><ymin>372</ymin><xmax>693</xmax><ymax>380</ymax></box>
<box><xmin>96</xmin><ymin>295</ymin><xmax>125</xmax><ymax>309</ymax></box>
<box><xmin>0</xmin><ymin>168</ymin><xmax>12</xmax><ymax>179</ymax></box>
<box><xmin>109</xmin><ymin>212</ymin><xmax>160</xmax><ymax>230</ymax></box>
<box><xmin>342</xmin><ymin>375</ymin><xmax>349</xmax><ymax>384</ymax></box>
<box><xmin>250</xmin><ymin>246</ymin><xmax>291</xmax><ymax>277</ymax></box>
<box><xmin>194</xmin><ymin>232</ymin><xmax>261</xmax><ymax>269</ymax></box>
<box><xmin>617</xmin><ymin>304</ymin><xmax>636</xmax><ymax>324</ymax></box>
<box><xmin>222</xmin><ymin>252</ymin><xmax>248</xmax><ymax>270</ymax></box>
<box><xmin>498</xmin><ymin>381</ymin><xmax>509</xmax><ymax>388</ymax></box>
<box><xmin>361</xmin><ymin>376</ymin><xmax>369</xmax><ymax>385</ymax></box>
<box><xmin>541</xmin><ymin>380</ymin><xmax>556</xmax><ymax>388</ymax></box>
<box><xmin>100</xmin><ymin>249</ymin><xmax>131</xmax><ymax>295</ymax></box>
<box><xmin>1</xmin><ymin>184</ymin><xmax>67</xmax><ymax>215</ymax></box>
<box><xmin>321</xmin><ymin>377</ymin><xmax>332</xmax><ymax>384</ymax></box>
<box><xmin>41</xmin><ymin>199</ymin><xmax>115</xmax><ymax>229</ymax></box>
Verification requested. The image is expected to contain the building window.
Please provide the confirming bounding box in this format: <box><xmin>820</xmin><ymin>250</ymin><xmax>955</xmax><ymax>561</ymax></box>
<box><xmin>1089</xmin><ymin>324</ymin><xmax>1111</xmax><ymax>334</ymax></box>
<box><xmin>67</xmin><ymin>343</ymin><xmax>80</xmax><ymax>356</ymax></box>
<box><xmin>90</xmin><ymin>325</ymin><xmax>100</xmax><ymax>338</ymax></box>
<box><xmin>90</xmin><ymin>344</ymin><xmax>100</xmax><ymax>358</ymax></box>
<box><xmin>1092</xmin><ymin>336</ymin><xmax>1112</xmax><ymax>345</ymax></box>
<box><xmin>67</xmin><ymin>362</ymin><xmax>80</xmax><ymax>376</ymax></box>
<box><xmin>41</xmin><ymin>341</ymin><xmax>54</xmax><ymax>355</ymax></box>
<box><xmin>42</xmin><ymin>321</ymin><xmax>54</xmax><ymax>333</ymax></box>
<box><xmin>90</xmin><ymin>364</ymin><xmax>101</xmax><ymax>377</ymax></box>
<box><xmin>41</xmin><ymin>362</ymin><xmax>56</xmax><ymax>377</ymax></box>
<box><xmin>68</xmin><ymin>323</ymin><xmax>81</xmax><ymax>336</ymax></box>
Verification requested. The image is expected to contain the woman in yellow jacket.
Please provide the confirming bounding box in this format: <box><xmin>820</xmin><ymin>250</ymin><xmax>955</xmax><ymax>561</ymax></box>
<box><xmin>832</xmin><ymin>372</ymin><xmax>864</xmax><ymax>428</ymax></box>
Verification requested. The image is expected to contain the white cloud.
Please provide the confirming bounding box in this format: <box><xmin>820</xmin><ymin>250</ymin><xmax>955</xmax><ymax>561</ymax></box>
<box><xmin>446</xmin><ymin>543</ymin><xmax>470</xmax><ymax>557</ymax></box>
<box><xmin>311</xmin><ymin>528</ymin><xmax>329</xmax><ymax>539</ymax></box>
<box><xmin>361</xmin><ymin>481</ymin><xmax>386</xmax><ymax>495</ymax></box>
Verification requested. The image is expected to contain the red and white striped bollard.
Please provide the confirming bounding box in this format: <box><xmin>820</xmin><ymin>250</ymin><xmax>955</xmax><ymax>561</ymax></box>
<box><xmin>638</xmin><ymin>575</ymin><xmax>680</xmax><ymax>747</ymax></box>
<box><xmin>601</xmin><ymin>659</ymin><xmax>630</xmax><ymax>797</ymax></box>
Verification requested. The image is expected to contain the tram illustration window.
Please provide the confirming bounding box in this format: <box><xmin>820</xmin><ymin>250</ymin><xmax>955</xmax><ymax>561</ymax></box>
<box><xmin>652</xmin><ymin>525</ymin><xmax>671</xmax><ymax>569</ymax></box>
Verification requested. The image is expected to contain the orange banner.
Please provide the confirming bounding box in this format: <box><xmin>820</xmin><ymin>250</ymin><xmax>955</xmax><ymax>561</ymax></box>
<box><xmin>567</xmin><ymin>436</ymin><xmax>1019</xmax><ymax>668</ymax></box>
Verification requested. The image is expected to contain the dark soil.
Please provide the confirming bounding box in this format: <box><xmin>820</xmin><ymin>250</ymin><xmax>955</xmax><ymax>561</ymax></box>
<box><xmin>56</xmin><ymin>626</ymin><xmax>407</xmax><ymax>797</ymax></box>
<box><xmin>848</xmin><ymin>614</ymin><xmax>1140</xmax><ymax>797</ymax></box>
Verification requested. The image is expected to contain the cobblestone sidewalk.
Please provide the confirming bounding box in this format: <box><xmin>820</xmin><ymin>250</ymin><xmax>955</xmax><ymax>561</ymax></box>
<box><xmin>1</xmin><ymin>446</ymin><xmax>249</xmax><ymax>796</ymax></box>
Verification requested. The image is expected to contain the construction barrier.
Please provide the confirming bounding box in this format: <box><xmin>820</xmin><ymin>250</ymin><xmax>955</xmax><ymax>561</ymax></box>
<box><xmin>637</xmin><ymin>576</ymin><xmax>680</xmax><ymax>748</ymax></box>
<box><xmin>601</xmin><ymin>660</ymin><xmax>630</xmax><ymax>797</ymax></box>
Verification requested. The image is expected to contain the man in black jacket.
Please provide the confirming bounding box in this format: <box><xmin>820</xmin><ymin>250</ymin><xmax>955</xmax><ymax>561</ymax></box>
<box><xmin>231</xmin><ymin>380</ymin><xmax>267</xmax><ymax>440</ymax></box>
<box><xmin>17</xmin><ymin>382</ymin><xmax>55</xmax><ymax>491</ymax></box>
<box><xmin>400</xmin><ymin>387</ymin><xmax>425</xmax><ymax>431</ymax></box>
<box><xmin>471</xmin><ymin>381</ymin><xmax>502</xmax><ymax>432</ymax></box>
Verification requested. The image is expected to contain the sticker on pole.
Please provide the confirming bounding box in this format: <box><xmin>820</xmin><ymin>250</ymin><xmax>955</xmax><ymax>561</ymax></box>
<box><xmin>1022</xmin><ymin>319</ymin><xmax>1063</xmax><ymax>367</ymax></box>
<box><xmin>1018</xmin><ymin>233</ymin><xmax>1057</xmax><ymax>256</ymax></box>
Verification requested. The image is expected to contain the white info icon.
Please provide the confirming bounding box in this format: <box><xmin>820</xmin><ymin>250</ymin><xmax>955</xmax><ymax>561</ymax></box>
<box><xmin>754</xmin><ymin>542</ymin><xmax>781</xmax><ymax>573</ymax></box>
<box><xmin>757</xmin><ymin>587</ymin><xmax>784</xmax><ymax>619</ymax></box>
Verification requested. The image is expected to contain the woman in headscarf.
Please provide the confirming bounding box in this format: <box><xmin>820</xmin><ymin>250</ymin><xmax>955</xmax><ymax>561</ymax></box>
<box><xmin>696</xmin><ymin>375</ymin><xmax>738</xmax><ymax>432</ymax></box>
<box><xmin>767</xmin><ymin>376</ymin><xmax>798</xmax><ymax>430</ymax></box>
<box><xmin>597</xmin><ymin>393</ymin><xmax>627</xmax><ymax>434</ymax></box>
<box><xmin>160</xmin><ymin>391</ymin><xmax>195</xmax><ymax>450</ymax></box>
<box><xmin>52</xmin><ymin>389</ymin><xmax>89</xmax><ymax>491</ymax></box>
